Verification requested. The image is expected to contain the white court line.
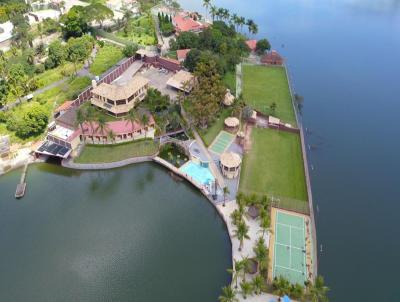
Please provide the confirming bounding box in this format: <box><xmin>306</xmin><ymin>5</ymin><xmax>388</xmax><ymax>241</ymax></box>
<box><xmin>276</xmin><ymin>222</ymin><xmax>304</xmax><ymax>231</ymax></box>
<box><xmin>275</xmin><ymin>243</ymin><xmax>303</xmax><ymax>251</ymax></box>
<box><xmin>275</xmin><ymin>264</ymin><xmax>303</xmax><ymax>274</ymax></box>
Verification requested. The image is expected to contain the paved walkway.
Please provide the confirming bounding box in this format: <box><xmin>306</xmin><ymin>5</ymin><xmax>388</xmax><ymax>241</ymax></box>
<box><xmin>236</xmin><ymin>63</ymin><xmax>242</xmax><ymax>98</ymax></box>
<box><xmin>62</xmin><ymin>154</ymin><xmax>155</xmax><ymax>170</ymax></box>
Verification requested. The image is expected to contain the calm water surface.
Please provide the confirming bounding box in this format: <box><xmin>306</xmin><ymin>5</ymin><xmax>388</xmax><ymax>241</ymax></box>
<box><xmin>180</xmin><ymin>0</ymin><xmax>400</xmax><ymax>300</ymax></box>
<box><xmin>0</xmin><ymin>163</ymin><xmax>231</xmax><ymax>301</ymax></box>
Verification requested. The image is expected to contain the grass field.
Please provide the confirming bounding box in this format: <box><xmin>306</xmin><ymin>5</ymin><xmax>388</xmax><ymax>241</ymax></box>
<box><xmin>115</xmin><ymin>14</ymin><xmax>157</xmax><ymax>46</ymax></box>
<box><xmin>239</xmin><ymin>128</ymin><xmax>307</xmax><ymax>202</ymax></box>
<box><xmin>35</xmin><ymin>63</ymin><xmax>78</xmax><ymax>88</ymax></box>
<box><xmin>198</xmin><ymin>107</ymin><xmax>233</xmax><ymax>146</ymax></box>
<box><xmin>90</xmin><ymin>44</ymin><xmax>124</xmax><ymax>75</ymax></box>
<box><xmin>223</xmin><ymin>71</ymin><xmax>236</xmax><ymax>95</ymax></box>
<box><xmin>75</xmin><ymin>139</ymin><xmax>159</xmax><ymax>163</ymax></box>
<box><xmin>242</xmin><ymin>64</ymin><xmax>296</xmax><ymax>125</ymax></box>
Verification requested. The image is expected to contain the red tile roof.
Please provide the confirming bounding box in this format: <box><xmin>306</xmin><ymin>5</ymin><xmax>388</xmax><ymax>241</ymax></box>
<box><xmin>246</xmin><ymin>40</ymin><xmax>257</xmax><ymax>52</ymax></box>
<box><xmin>54</xmin><ymin>100</ymin><xmax>73</xmax><ymax>113</ymax></box>
<box><xmin>261</xmin><ymin>50</ymin><xmax>284</xmax><ymax>65</ymax></box>
<box><xmin>80</xmin><ymin>115</ymin><xmax>155</xmax><ymax>136</ymax></box>
<box><xmin>177</xmin><ymin>49</ymin><xmax>191</xmax><ymax>61</ymax></box>
<box><xmin>173</xmin><ymin>13</ymin><xmax>207</xmax><ymax>33</ymax></box>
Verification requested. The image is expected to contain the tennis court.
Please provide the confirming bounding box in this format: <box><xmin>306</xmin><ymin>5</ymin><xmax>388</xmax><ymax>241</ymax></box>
<box><xmin>208</xmin><ymin>131</ymin><xmax>235</xmax><ymax>155</ymax></box>
<box><xmin>273</xmin><ymin>210</ymin><xmax>307</xmax><ymax>285</ymax></box>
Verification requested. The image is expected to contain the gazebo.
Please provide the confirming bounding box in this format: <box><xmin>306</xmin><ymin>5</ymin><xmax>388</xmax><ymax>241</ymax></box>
<box><xmin>224</xmin><ymin>117</ymin><xmax>240</xmax><ymax>133</ymax></box>
<box><xmin>220</xmin><ymin>151</ymin><xmax>242</xmax><ymax>179</ymax></box>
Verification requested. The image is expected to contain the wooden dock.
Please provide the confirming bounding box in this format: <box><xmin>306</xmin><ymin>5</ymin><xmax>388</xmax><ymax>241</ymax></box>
<box><xmin>15</xmin><ymin>162</ymin><xmax>29</xmax><ymax>199</ymax></box>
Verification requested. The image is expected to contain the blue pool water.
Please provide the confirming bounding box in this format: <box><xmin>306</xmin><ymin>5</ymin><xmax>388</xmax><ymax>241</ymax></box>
<box><xmin>180</xmin><ymin>161</ymin><xmax>215</xmax><ymax>187</ymax></box>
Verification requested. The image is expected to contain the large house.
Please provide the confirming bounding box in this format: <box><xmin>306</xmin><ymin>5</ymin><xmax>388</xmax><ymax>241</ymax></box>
<box><xmin>91</xmin><ymin>76</ymin><xmax>149</xmax><ymax>117</ymax></box>
<box><xmin>172</xmin><ymin>12</ymin><xmax>208</xmax><ymax>34</ymax></box>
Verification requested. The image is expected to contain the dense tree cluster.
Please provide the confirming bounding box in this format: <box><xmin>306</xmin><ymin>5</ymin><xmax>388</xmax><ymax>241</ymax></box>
<box><xmin>186</xmin><ymin>60</ymin><xmax>226</xmax><ymax>128</ymax></box>
<box><xmin>157</xmin><ymin>13</ymin><xmax>174</xmax><ymax>36</ymax></box>
<box><xmin>171</xmin><ymin>21</ymin><xmax>250</xmax><ymax>75</ymax></box>
<box><xmin>0</xmin><ymin>0</ymin><xmax>28</xmax><ymax>23</ymax></box>
<box><xmin>5</xmin><ymin>102</ymin><xmax>48</xmax><ymax>138</ymax></box>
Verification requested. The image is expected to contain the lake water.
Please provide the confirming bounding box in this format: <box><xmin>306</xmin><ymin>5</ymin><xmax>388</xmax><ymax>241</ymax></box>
<box><xmin>0</xmin><ymin>163</ymin><xmax>231</xmax><ymax>301</ymax></box>
<box><xmin>179</xmin><ymin>0</ymin><xmax>400</xmax><ymax>300</ymax></box>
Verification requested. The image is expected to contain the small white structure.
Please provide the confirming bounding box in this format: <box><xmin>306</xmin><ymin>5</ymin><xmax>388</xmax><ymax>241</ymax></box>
<box><xmin>223</xmin><ymin>89</ymin><xmax>235</xmax><ymax>106</ymax></box>
<box><xmin>220</xmin><ymin>151</ymin><xmax>242</xmax><ymax>179</ymax></box>
<box><xmin>0</xmin><ymin>21</ymin><xmax>13</xmax><ymax>51</ymax></box>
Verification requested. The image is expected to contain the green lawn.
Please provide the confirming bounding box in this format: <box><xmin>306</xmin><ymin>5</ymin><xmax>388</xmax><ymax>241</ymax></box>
<box><xmin>239</xmin><ymin>128</ymin><xmax>308</xmax><ymax>203</ymax></box>
<box><xmin>199</xmin><ymin>107</ymin><xmax>233</xmax><ymax>146</ymax></box>
<box><xmin>35</xmin><ymin>63</ymin><xmax>78</xmax><ymax>88</ymax></box>
<box><xmin>223</xmin><ymin>71</ymin><xmax>236</xmax><ymax>95</ymax></box>
<box><xmin>115</xmin><ymin>14</ymin><xmax>157</xmax><ymax>46</ymax></box>
<box><xmin>90</xmin><ymin>44</ymin><xmax>124</xmax><ymax>75</ymax></box>
<box><xmin>75</xmin><ymin>139</ymin><xmax>159</xmax><ymax>163</ymax></box>
<box><xmin>242</xmin><ymin>64</ymin><xmax>296</xmax><ymax>125</ymax></box>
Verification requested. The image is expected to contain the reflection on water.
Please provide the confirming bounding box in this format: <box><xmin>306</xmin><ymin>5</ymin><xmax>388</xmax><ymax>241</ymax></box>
<box><xmin>0</xmin><ymin>163</ymin><xmax>231</xmax><ymax>302</ymax></box>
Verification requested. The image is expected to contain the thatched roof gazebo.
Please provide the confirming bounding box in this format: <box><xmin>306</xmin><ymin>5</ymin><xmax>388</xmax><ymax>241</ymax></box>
<box><xmin>224</xmin><ymin>117</ymin><xmax>240</xmax><ymax>133</ymax></box>
<box><xmin>220</xmin><ymin>151</ymin><xmax>242</xmax><ymax>179</ymax></box>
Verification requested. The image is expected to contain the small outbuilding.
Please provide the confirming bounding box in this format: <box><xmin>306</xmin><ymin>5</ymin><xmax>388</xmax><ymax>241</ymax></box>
<box><xmin>166</xmin><ymin>70</ymin><xmax>195</xmax><ymax>92</ymax></box>
<box><xmin>223</xmin><ymin>89</ymin><xmax>235</xmax><ymax>106</ymax></box>
<box><xmin>224</xmin><ymin>117</ymin><xmax>239</xmax><ymax>133</ymax></box>
<box><xmin>220</xmin><ymin>151</ymin><xmax>242</xmax><ymax>179</ymax></box>
<box><xmin>261</xmin><ymin>50</ymin><xmax>284</xmax><ymax>66</ymax></box>
<box><xmin>245</xmin><ymin>40</ymin><xmax>257</xmax><ymax>52</ymax></box>
<box><xmin>177</xmin><ymin>48</ymin><xmax>191</xmax><ymax>62</ymax></box>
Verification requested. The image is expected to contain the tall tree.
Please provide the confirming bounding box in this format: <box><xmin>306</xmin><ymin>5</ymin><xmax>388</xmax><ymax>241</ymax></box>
<box><xmin>210</xmin><ymin>5</ymin><xmax>218</xmax><ymax>22</ymax></box>
<box><xmin>202</xmin><ymin>0</ymin><xmax>211</xmax><ymax>21</ymax></box>
<box><xmin>87</xmin><ymin>3</ymin><xmax>114</xmax><ymax>28</ymax></box>
<box><xmin>126</xmin><ymin>108</ymin><xmax>139</xmax><ymax>132</ymax></box>
<box><xmin>240</xmin><ymin>281</ymin><xmax>253</xmax><ymax>299</ymax></box>
<box><xmin>8</xmin><ymin>63</ymin><xmax>29</xmax><ymax>103</ymax></box>
<box><xmin>67</xmin><ymin>35</ymin><xmax>93</xmax><ymax>74</ymax></box>
<box><xmin>234</xmin><ymin>220</ymin><xmax>250</xmax><ymax>251</ymax></box>
<box><xmin>227</xmin><ymin>260</ymin><xmax>244</xmax><ymax>289</ymax></box>
<box><xmin>306</xmin><ymin>276</ymin><xmax>329</xmax><ymax>302</ymax></box>
<box><xmin>218</xmin><ymin>286</ymin><xmax>238</xmax><ymax>302</ymax></box>
<box><xmin>186</xmin><ymin>60</ymin><xmax>226</xmax><ymax>128</ymax></box>
<box><xmin>60</xmin><ymin>6</ymin><xmax>89</xmax><ymax>39</ymax></box>
<box><xmin>223</xmin><ymin>186</ymin><xmax>230</xmax><ymax>207</ymax></box>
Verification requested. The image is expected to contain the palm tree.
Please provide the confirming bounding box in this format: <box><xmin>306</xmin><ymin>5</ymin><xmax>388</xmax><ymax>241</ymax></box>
<box><xmin>126</xmin><ymin>109</ymin><xmax>139</xmax><ymax>132</ymax></box>
<box><xmin>217</xmin><ymin>8</ymin><xmax>225</xmax><ymax>20</ymax></box>
<box><xmin>202</xmin><ymin>0</ymin><xmax>211</xmax><ymax>21</ymax></box>
<box><xmin>76</xmin><ymin>107</ymin><xmax>87</xmax><ymax>140</ymax></box>
<box><xmin>231</xmin><ymin>13</ymin><xmax>239</xmax><ymax>31</ymax></box>
<box><xmin>234</xmin><ymin>220</ymin><xmax>250</xmax><ymax>251</ymax></box>
<box><xmin>218</xmin><ymin>286</ymin><xmax>238</xmax><ymax>302</ymax></box>
<box><xmin>236</xmin><ymin>192</ymin><xmax>246</xmax><ymax>208</ymax></box>
<box><xmin>223</xmin><ymin>186</ymin><xmax>230</xmax><ymax>207</ymax></box>
<box><xmin>227</xmin><ymin>260</ymin><xmax>244</xmax><ymax>289</ymax></box>
<box><xmin>96</xmin><ymin>115</ymin><xmax>107</xmax><ymax>143</ymax></box>
<box><xmin>252</xmin><ymin>275</ymin><xmax>264</xmax><ymax>295</ymax></box>
<box><xmin>238</xmin><ymin>16</ymin><xmax>246</xmax><ymax>33</ymax></box>
<box><xmin>210</xmin><ymin>5</ymin><xmax>218</xmax><ymax>22</ymax></box>
<box><xmin>306</xmin><ymin>276</ymin><xmax>329</xmax><ymax>302</ymax></box>
<box><xmin>250</xmin><ymin>23</ymin><xmax>258</xmax><ymax>36</ymax></box>
<box><xmin>140</xmin><ymin>113</ymin><xmax>150</xmax><ymax>138</ymax></box>
<box><xmin>230</xmin><ymin>209</ymin><xmax>243</xmax><ymax>227</ymax></box>
<box><xmin>222</xmin><ymin>8</ymin><xmax>230</xmax><ymax>22</ymax></box>
<box><xmin>246</xmin><ymin>19</ymin><xmax>257</xmax><ymax>36</ymax></box>
<box><xmin>240</xmin><ymin>281</ymin><xmax>253</xmax><ymax>299</ymax></box>
<box><xmin>272</xmin><ymin>276</ymin><xmax>291</xmax><ymax>297</ymax></box>
<box><xmin>260</xmin><ymin>215</ymin><xmax>271</xmax><ymax>237</ymax></box>
<box><xmin>253</xmin><ymin>237</ymin><xmax>268</xmax><ymax>273</ymax></box>
<box><xmin>290</xmin><ymin>283</ymin><xmax>305</xmax><ymax>301</ymax></box>
<box><xmin>107</xmin><ymin>129</ymin><xmax>116</xmax><ymax>144</ymax></box>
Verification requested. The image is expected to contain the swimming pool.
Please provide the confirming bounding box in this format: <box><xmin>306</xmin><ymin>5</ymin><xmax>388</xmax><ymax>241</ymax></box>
<box><xmin>179</xmin><ymin>161</ymin><xmax>215</xmax><ymax>187</ymax></box>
